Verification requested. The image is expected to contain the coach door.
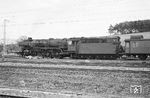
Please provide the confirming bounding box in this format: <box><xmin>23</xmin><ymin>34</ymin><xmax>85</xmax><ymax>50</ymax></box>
<box><xmin>125</xmin><ymin>41</ymin><xmax>130</xmax><ymax>54</ymax></box>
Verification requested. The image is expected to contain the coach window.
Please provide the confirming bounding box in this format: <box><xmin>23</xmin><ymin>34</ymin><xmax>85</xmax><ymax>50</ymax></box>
<box><xmin>68</xmin><ymin>41</ymin><xmax>72</xmax><ymax>45</ymax></box>
<box><xmin>72</xmin><ymin>41</ymin><xmax>76</xmax><ymax>45</ymax></box>
<box><xmin>125</xmin><ymin>42</ymin><xmax>129</xmax><ymax>48</ymax></box>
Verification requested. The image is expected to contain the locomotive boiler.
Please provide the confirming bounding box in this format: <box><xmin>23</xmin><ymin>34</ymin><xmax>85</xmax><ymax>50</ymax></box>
<box><xmin>18</xmin><ymin>37</ymin><xmax>68</xmax><ymax>58</ymax></box>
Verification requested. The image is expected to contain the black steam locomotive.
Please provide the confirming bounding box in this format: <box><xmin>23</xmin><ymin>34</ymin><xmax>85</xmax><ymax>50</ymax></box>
<box><xmin>18</xmin><ymin>35</ymin><xmax>150</xmax><ymax>60</ymax></box>
<box><xmin>18</xmin><ymin>38</ymin><xmax>68</xmax><ymax>58</ymax></box>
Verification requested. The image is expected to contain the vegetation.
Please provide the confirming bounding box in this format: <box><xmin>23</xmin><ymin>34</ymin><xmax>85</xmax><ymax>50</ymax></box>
<box><xmin>0</xmin><ymin>44</ymin><xmax>20</xmax><ymax>53</ymax></box>
<box><xmin>108</xmin><ymin>19</ymin><xmax>150</xmax><ymax>35</ymax></box>
<box><xmin>17</xmin><ymin>36</ymin><xmax>28</xmax><ymax>43</ymax></box>
<box><xmin>0</xmin><ymin>44</ymin><xmax>3</xmax><ymax>53</ymax></box>
<box><xmin>6</xmin><ymin>44</ymin><xmax>20</xmax><ymax>53</ymax></box>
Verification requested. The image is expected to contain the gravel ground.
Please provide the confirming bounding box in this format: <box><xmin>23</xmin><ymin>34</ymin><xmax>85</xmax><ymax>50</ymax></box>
<box><xmin>0</xmin><ymin>64</ymin><xmax>149</xmax><ymax>98</ymax></box>
<box><xmin>0</xmin><ymin>56</ymin><xmax>149</xmax><ymax>97</ymax></box>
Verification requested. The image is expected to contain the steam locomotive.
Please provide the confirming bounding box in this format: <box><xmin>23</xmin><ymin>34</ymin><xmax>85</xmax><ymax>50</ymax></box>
<box><xmin>18</xmin><ymin>38</ymin><xmax>68</xmax><ymax>58</ymax></box>
<box><xmin>18</xmin><ymin>35</ymin><xmax>150</xmax><ymax>60</ymax></box>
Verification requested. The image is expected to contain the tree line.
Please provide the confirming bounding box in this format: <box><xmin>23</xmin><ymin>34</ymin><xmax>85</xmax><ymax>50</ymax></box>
<box><xmin>108</xmin><ymin>19</ymin><xmax>150</xmax><ymax>35</ymax></box>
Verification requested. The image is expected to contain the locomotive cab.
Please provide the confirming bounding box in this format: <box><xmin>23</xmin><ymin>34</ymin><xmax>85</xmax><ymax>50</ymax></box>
<box><xmin>67</xmin><ymin>38</ymin><xmax>80</xmax><ymax>58</ymax></box>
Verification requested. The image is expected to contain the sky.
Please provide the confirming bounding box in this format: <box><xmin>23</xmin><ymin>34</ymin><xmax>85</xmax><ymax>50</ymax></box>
<box><xmin>0</xmin><ymin>0</ymin><xmax>150</xmax><ymax>40</ymax></box>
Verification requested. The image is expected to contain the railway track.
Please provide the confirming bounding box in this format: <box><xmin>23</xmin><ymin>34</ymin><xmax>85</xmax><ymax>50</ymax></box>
<box><xmin>0</xmin><ymin>94</ymin><xmax>28</xmax><ymax>98</ymax></box>
<box><xmin>0</xmin><ymin>62</ymin><xmax>149</xmax><ymax>72</ymax></box>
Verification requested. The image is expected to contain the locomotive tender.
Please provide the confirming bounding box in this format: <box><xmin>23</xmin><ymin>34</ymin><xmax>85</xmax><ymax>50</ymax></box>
<box><xmin>67</xmin><ymin>36</ymin><xmax>122</xmax><ymax>59</ymax></box>
<box><xmin>18</xmin><ymin>35</ymin><xmax>150</xmax><ymax>60</ymax></box>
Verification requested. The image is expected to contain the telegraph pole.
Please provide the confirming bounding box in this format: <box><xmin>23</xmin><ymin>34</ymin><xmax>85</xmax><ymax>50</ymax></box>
<box><xmin>2</xmin><ymin>19</ymin><xmax>7</xmax><ymax>61</ymax></box>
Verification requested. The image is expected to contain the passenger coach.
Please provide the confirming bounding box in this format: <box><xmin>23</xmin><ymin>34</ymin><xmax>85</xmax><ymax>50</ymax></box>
<box><xmin>125</xmin><ymin>35</ymin><xmax>150</xmax><ymax>60</ymax></box>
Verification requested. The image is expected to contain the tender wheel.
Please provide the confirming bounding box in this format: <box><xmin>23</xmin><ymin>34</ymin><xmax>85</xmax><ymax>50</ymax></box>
<box><xmin>139</xmin><ymin>55</ymin><xmax>147</xmax><ymax>60</ymax></box>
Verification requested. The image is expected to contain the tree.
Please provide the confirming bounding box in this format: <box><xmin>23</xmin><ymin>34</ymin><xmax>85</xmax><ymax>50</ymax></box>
<box><xmin>108</xmin><ymin>19</ymin><xmax>150</xmax><ymax>35</ymax></box>
<box><xmin>17</xmin><ymin>36</ymin><xmax>28</xmax><ymax>42</ymax></box>
<box><xmin>6</xmin><ymin>44</ymin><xmax>20</xmax><ymax>53</ymax></box>
<box><xmin>0</xmin><ymin>44</ymin><xmax>3</xmax><ymax>53</ymax></box>
<box><xmin>108</xmin><ymin>25</ymin><xmax>115</xmax><ymax>35</ymax></box>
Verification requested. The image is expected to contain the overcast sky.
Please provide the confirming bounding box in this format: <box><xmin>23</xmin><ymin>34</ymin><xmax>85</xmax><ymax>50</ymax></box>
<box><xmin>0</xmin><ymin>0</ymin><xmax>150</xmax><ymax>40</ymax></box>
